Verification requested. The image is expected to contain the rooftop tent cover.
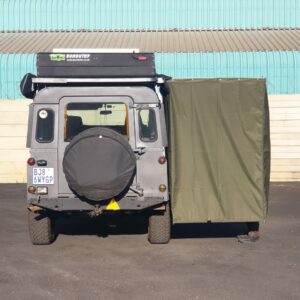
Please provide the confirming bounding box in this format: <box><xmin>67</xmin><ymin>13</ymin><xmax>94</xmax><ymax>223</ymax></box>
<box><xmin>167</xmin><ymin>79</ymin><xmax>270</xmax><ymax>223</ymax></box>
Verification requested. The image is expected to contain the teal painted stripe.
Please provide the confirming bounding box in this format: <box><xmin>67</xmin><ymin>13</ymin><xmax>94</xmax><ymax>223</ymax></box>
<box><xmin>0</xmin><ymin>54</ymin><xmax>36</xmax><ymax>99</ymax></box>
<box><xmin>0</xmin><ymin>52</ymin><xmax>299</xmax><ymax>98</ymax></box>
<box><xmin>0</xmin><ymin>0</ymin><xmax>299</xmax><ymax>31</ymax></box>
<box><xmin>155</xmin><ymin>52</ymin><xmax>300</xmax><ymax>95</ymax></box>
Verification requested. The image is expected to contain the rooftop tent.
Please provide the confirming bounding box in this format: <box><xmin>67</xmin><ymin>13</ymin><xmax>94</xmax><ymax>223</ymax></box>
<box><xmin>167</xmin><ymin>79</ymin><xmax>270</xmax><ymax>223</ymax></box>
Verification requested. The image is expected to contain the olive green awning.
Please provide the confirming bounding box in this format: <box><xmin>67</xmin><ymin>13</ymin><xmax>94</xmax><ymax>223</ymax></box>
<box><xmin>167</xmin><ymin>79</ymin><xmax>270</xmax><ymax>223</ymax></box>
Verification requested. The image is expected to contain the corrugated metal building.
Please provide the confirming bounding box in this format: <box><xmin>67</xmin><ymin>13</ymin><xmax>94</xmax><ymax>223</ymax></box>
<box><xmin>1</xmin><ymin>29</ymin><xmax>300</xmax><ymax>52</ymax></box>
<box><xmin>1</xmin><ymin>0</ymin><xmax>299</xmax><ymax>30</ymax></box>
<box><xmin>1</xmin><ymin>29</ymin><xmax>300</xmax><ymax>98</ymax></box>
<box><xmin>0</xmin><ymin>0</ymin><xmax>300</xmax><ymax>182</ymax></box>
<box><xmin>1</xmin><ymin>50</ymin><xmax>299</xmax><ymax>99</ymax></box>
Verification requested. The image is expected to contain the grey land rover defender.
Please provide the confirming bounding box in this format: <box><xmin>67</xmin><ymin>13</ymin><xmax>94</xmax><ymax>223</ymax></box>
<box><xmin>22</xmin><ymin>51</ymin><xmax>171</xmax><ymax>244</ymax></box>
<box><xmin>22</xmin><ymin>50</ymin><xmax>270</xmax><ymax>245</ymax></box>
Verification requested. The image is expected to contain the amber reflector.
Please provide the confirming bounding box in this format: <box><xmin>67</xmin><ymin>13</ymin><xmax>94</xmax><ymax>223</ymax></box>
<box><xmin>159</xmin><ymin>184</ymin><xmax>167</xmax><ymax>192</ymax></box>
<box><xmin>28</xmin><ymin>186</ymin><xmax>36</xmax><ymax>194</ymax></box>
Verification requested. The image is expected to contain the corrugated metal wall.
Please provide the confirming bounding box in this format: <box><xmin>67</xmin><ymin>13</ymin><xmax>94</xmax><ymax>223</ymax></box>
<box><xmin>0</xmin><ymin>0</ymin><xmax>299</xmax><ymax>31</ymax></box>
<box><xmin>156</xmin><ymin>52</ymin><xmax>300</xmax><ymax>94</ymax></box>
<box><xmin>0</xmin><ymin>54</ymin><xmax>36</xmax><ymax>99</ymax></box>
<box><xmin>0</xmin><ymin>52</ymin><xmax>299</xmax><ymax>99</ymax></box>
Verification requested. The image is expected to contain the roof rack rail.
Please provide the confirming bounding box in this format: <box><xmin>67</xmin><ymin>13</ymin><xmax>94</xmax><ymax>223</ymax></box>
<box><xmin>32</xmin><ymin>77</ymin><xmax>159</xmax><ymax>84</ymax></box>
<box><xmin>20</xmin><ymin>74</ymin><xmax>168</xmax><ymax>99</ymax></box>
<box><xmin>52</xmin><ymin>48</ymin><xmax>140</xmax><ymax>53</ymax></box>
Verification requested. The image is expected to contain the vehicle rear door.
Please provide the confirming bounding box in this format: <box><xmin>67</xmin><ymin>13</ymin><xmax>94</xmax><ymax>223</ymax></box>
<box><xmin>58</xmin><ymin>96</ymin><xmax>135</xmax><ymax>195</ymax></box>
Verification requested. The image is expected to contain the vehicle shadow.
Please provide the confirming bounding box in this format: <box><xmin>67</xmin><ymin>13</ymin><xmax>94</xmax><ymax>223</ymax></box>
<box><xmin>172</xmin><ymin>222</ymin><xmax>247</xmax><ymax>239</ymax></box>
<box><xmin>55</xmin><ymin>214</ymin><xmax>148</xmax><ymax>238</ymax></box>
<box><xmin>55</xmin><ymin>214</ymin><xmax>247</xmax><ymax>239</ymax></box>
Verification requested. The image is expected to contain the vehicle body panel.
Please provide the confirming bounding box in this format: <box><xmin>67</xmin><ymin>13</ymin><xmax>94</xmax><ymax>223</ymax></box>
<box><xmin>27</xmin><ymin>85</ymin><xmax>169</xmax><ymax>211</ymax></box>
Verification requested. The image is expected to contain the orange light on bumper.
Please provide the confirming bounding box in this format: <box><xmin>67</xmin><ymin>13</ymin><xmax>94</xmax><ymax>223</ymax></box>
<box><xmin>28</xmin><ymin>186</ymin><xmax>36</xmax><ymax>194</ymax></box>
<box><xmin>159</xmin><ymin>184</ymin><xmax>167</xmax><ymax>192</ymax></box>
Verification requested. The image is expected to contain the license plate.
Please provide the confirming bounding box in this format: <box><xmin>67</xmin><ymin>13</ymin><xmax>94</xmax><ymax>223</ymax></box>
<box><xmin>32</xmin><ymin>168</ymin><xmax>54</xmax><ymax>185</ymax></box>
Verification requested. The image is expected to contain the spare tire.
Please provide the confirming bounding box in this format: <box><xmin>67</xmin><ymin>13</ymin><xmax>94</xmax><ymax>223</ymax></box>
<box><xmin>63</xmin><ymin>127</ymin><xmax>136</xmax><ymax>201</ymax></box>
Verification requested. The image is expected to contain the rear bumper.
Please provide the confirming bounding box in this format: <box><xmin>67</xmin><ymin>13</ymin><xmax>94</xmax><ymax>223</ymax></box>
<box><xmin>29</xmin><ymin>196</ymin><xmax>166</xmax><ymax>212</ymax></box>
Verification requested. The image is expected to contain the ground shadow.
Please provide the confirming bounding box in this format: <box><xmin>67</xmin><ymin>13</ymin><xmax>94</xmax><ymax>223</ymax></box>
<box><xmin>172</xmin><ymin>222</ymin><xmax>247</xmax><ymax>239</ymax></box>
<box><xmin>55</xmin><ymin>214</ymin><xmax>247</xmax><ymax>239</ymax></box>
<box><xmin>55</xmin><ymin>214</ymin><xmax>148</xmax><ymax>237</ymax></box>
<box><xmin>55</xmin><ymin>215</ymin><xmax>148</xmax><ymax>237</ymax></box>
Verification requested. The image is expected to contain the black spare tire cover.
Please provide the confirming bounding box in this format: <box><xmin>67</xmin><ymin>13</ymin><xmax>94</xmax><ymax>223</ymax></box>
<box><xmin>63</xmin><ymin>127</ymin><xmax>136</xmax><ymax>201</ymax></box>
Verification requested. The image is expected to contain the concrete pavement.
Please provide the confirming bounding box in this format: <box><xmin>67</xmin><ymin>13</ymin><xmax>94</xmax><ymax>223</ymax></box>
<box><xmin>0</xmin><ymin>183</ymin><xmax>299</xmax><ymax>299</ymax></box>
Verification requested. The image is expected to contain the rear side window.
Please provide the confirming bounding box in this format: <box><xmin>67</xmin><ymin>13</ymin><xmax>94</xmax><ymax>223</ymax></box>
<box><xmin>36</xmin><ymin>109</ymin><xmax>54</xmax><ymax>143</ymax></box>
<box><xmin>139</xmin><ymin>109</ymin><xmax>157</xmax><ymax>142</ymax></box>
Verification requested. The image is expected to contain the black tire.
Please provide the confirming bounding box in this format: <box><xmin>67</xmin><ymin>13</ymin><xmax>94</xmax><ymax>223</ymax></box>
<box><xmin>148</xmin><ymin>203</ymin><xmax>171</xmax><ymax>244</ymax></box>
<box><xmin>63</xmin><ymin>127</ymin><xmax>136</xmax><ymax>201</ymax></box>
<box><xmin>28</xmin><ymin>211</ymin><xmax>56</xmax><ymax>245</ymax></box>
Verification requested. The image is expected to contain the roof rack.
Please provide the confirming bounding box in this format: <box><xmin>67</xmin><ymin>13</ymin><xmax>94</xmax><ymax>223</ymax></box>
<box><xmin>20</xmin><ymin>73</ymin><xmax>168</xmax><ymax>99</ymax></box>
<box><xmin>20</xmin><ymin>52</ymin><xmax>169</xmax><ymax>99</ymax></box>
<box><xmin>37</xmin><ymin>52</ymin><xmax>156</xmax><ymax>78</ymax></box>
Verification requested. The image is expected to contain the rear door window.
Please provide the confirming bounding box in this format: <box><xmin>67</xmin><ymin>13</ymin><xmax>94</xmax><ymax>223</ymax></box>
<box><xmin>36</xmin><ymin>109</ymin><xmax>54</xmax><ymax>143</ymax></box>
<box><xmin>65</xmin><ymin>102</ymin><xmax>128</xmax><ymax>141</ymax></box>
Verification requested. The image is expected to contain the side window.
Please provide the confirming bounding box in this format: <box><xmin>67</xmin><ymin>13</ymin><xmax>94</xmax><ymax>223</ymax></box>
<box><xmin>36</xmin><ymin>109</ymin><xmax>54</xmax><ymax>143</ymax></box>
<box><xmin>139</xmin><ymin>109</ymin><xmax>157</xmax><ymax>142</ymax></box>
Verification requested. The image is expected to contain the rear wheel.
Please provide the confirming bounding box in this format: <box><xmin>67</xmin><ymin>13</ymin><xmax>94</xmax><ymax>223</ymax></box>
<box><xmin>28</xmin><ymin>211</ymin><xmax>56</xmax><ymax>245</ymax></box>
<box><xmin>148</xmin><ymin>203</ymin><xmax>171</xmax><ymax>244</ymax></box>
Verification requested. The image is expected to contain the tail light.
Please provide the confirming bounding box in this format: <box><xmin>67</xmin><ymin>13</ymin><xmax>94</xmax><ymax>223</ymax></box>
<box><xmin>158</xmin><ymin>156</ymin><xmax>166</xmax><ymax>164</ymax></box>
<box><xmin>27</xmin><ymin>157</ymin><xmax>35</xmax><ymax>166</ymax></box>
<box><xmin>138</xmin><ymin>55</ymin><xmax>147</xmax><ymax>61</ymax></box>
